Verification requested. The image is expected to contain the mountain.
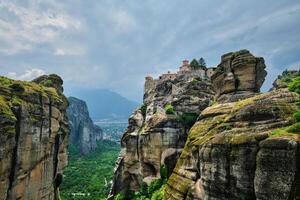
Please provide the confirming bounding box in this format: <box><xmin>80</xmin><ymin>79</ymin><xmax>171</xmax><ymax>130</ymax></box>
<box><xmin>65</xmin><ymin>89</ymin><xmax>139</xmax><ymax>120</ymax></box>
<box><xmin>67</xmin><ymin>97</ymin><xmax>103</xmax><ymax>155</ymax></box>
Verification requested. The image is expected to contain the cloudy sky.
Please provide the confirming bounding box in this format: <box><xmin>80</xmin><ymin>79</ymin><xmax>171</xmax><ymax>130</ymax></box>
<box><xmin>0</xmin><ymin>0</ymin><xmax>299</xmax><ymax>101</ymax></box>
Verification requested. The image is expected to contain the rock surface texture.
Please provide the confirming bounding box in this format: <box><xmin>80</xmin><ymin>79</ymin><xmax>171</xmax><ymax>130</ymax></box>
<box><xmin>0</xmin><ymin>74</ymin><xmax>69</xmax><ymax>200</ymax></box>
<box><xmin>110</xmin><ymin>50</ymin><xmax>300</xmax><ymax>200</ymax></box>
<box><xmin>165</xmin><ymin>57</ymin><xmax>300</xmax><ymax>199</ymax></box>
<box><xmin>67</xmin><ymin>96</ymin><xmax>103</xmax><ymax>154</ymax></box>
<box><xmin>108</xmin><ymin>62</ymin><xmax>215</xmax><ymax>199</ymax></box>
<box><xmin>211</xmin><ymin>49</ymin><xmax>267</xmax><ymax>103</ymax></box>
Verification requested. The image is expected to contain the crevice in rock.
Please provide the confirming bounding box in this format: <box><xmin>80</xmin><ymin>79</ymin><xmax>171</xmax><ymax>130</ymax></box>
<box><xmin>288</xmin><ymin>142</ymin><xmax>300</xmax><ymax>200</ymax></box>
<box><xmin>49</xmin><ymin>98</ymin><xmax>52</xmax><ymax>137</ymax></box>
<box><xmin>251</xmin><ymin>143</ymin><xmax>260</xmax><ymax>200</ymax></box>
<box><xmin>6</xmin><ymin>106</ymin><xmax>21</xmax><ymax>200</ymax></box>
<box><xmin>53</xmin><ymin>134</ymin><xmax>60</xmax><ymax>200</ymax></box>
<box><xmin>39</xmin><ymin>93</ymin><xmax>44</xmax><ymax>142</ymax></box>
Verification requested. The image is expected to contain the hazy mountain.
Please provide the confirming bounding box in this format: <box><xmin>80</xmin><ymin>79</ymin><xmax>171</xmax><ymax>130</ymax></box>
<box><xmin>65</xmin><ymin>89</ymin><xmax>139</xmax><ymax>120</ymax></box>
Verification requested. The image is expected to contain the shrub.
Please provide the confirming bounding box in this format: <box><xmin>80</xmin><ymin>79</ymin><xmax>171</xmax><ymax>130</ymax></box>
<box><xmin>288</xmin><ymin>76</ymin><xmax>300</xmax><ymax>94</ymax></box>
<box><xmin>114</xmin><ymin>193</ymin><xmax>123</xmax><ymax>200</ymax></box>
<box><xmin>160</xmin><ymin>165</ymin><xmax>168</xmax><ymax>180</ymax></box>
<box><xmin>177</xmin><ymin>113</ymin><xmax>198</xmax><ymax>128</ymax></box>
<box><xmin>164</xmin><ymin>103</ymin><xmax>174</xmax><ymax>115</ymax></box>
<box><xmin>293</xmin><ymin>111</ymin><xmax>300</xmax><ymax>122</ymax></box>
<box><xmin>190</xmin><ymin>59</ymin><xmax>200</xmax><ymax>70</ymax></box>
<box><xmin>141</xmin><ymin>103</ymin><xmax>147</xmax><ymax>118</ymax></box>
<box><xmin>148</xmin><ymin>179</ymin><xmax>163</xmax><ymax>195</ymax></box>
<box><xmin>150</xmin><ymin>185</ymin><xmax>165</xmax><ymax>200</ymax></box>
<box><xmin>286</xmin><ymin>122</ymin><xmax>300</xmax><ymax>133</ymax></box>
<box><xmin>9</xmin><ymin>83</ymin><xmax>25</xmax><ymax>93</ymax></box>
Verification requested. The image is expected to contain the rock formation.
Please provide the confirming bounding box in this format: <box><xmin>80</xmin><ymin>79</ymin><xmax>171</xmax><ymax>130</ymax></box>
<box><xmin>0</xmin><ymin>74</ymin><xmax>69</xmax><ymax>200</ymax></box>
<box><xmin>67</xmin><ymin>97</ymin><xmax>103</xmax><ymax>154</ymax></box>
<box><xmin>165</xmin><ymin>62</ymin><xmax>300</xmax><ymax>199</ymax></box>
<box><xmin>108</xmin><ymin>60</ymin><xmax>215</xmax><ymax>199</ymax></box>
<box><xmin>110</xmin><ymin>50</ymin><xmax>300</xmax><ymax>200</ymax></box>
<box><xmin>211</xmin><ymin>49</ymin><xmax>267</xmax><ymax>103</ymax></box>
<box><xmin>270</xmin><ymin>69</ymin><xmax>300</xmax><ymax>91</ymax></box>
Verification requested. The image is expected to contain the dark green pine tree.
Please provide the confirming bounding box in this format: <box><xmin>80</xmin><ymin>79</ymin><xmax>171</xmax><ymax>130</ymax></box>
<box><xmin>189</xmin><ymin>59</ymin><xmax>200</xmax><ymax>69</ymax></box>
<box><xmin>198</xmin><ymin>57</ymin><xmax>206</xmax><ymax>69</ymax></box>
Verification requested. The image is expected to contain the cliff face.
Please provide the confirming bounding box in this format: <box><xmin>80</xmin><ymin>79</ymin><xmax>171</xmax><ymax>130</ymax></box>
<box><xmin>110</xmin><ymin>49</ymin><xmax>299</xmax><ymax>200</ymax></box>
<box><xmin>0</xmin><ymin>74</ymin><xmax>69</xmax><ymax>200</ymax></box>
<box><xmin>165</xmin><ymin>55</ymin><xmax>300</xmax><ymax>199</ymax></box>
<box><xmin>109</xmin><ymin>63</ymin><xmax>214</xmax><ymax>198</ymax></box>
<box><xmin>211</xmin><ymin>49</ymin><xmax>267</xmax><ymax>103</ymax></box>
<box><xmin>67</xmin><ymin>97</ymin><xmax>103</xmax><ymax>154</ymax></box>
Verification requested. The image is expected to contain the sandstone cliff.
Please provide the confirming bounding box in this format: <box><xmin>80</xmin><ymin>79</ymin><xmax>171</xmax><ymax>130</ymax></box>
<box><xmin>109</xmin><ymin>61</ymin><xmax>214</xmax><ymax>199</ymax></box>
<box><xmin>165</xmin><ymin>62</ymin><xmax>300</xmax><ymax>199</ymax></box>
<box><xmin>110</xmin><ymin>50</ymin><xmax>299</xmax><ymax>200</ymax></box>
<box><xmin>0</xmin><ymin>74</ymin><xmax>69</xmax><ymax>200</ymax></box>
<box><xmin>67</xmin><ymin>96</ymin><xmax>103</xmax><ymax>154</ymax></box>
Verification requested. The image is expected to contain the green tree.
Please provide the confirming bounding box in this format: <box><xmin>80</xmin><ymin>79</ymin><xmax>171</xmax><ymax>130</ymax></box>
<box><xmin>198</xmin><ymin>57</ymin><xmax>206</xmax><ymax>69</ymax></box>
<box><xmin>189</xmin><ymin>59</ymin><xmax>200</xmax><ymax>70</ymax></box>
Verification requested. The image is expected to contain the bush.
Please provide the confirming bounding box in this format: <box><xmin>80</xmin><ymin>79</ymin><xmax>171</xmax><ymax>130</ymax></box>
<box><xmin>189</xmin><ymin>59</ymin><xmax>200</xmax><ymax>70</ymax></box>
<box><xmin>293</xmin><ymin>111</ymin><xmax>300</xmax><ymax>122</ymax></box>
<box><xmin>148</xmin><ymin>179</ymin><xmax>163</xmax><ymax>195</ymax></box>
<box><xmin>141</xmin><ymin>103</ymin><xmax>147</xmax><ymax>118</ymax></box>
<box><xmin>288</xmin><ymin>76</ymin><xmax>300</xmax><ymax>94</ymax></box>
<box><xmin>160</xmin><ymin>165</ymin><xmax>168</xmax><ymax>180</ymax></box>
<box><xmin>150</xmin><ymin>185</ymin><xmax>165</xmax><ymax>200</ymax></box>
<box><xmin>177</xmin><ymin>113</ymin><xmax>198</xmax><ymax>129</ymax></box>
<box><xmin>114</xmin><ymin>193</ymin><xmax>123</xmax><ymax>200</ymax></box>
<box><xmin>286</xmin><ymin>122</ymin><xmax>300</xmax><ymax>133</ymax></box>
<box><xmin>9</xmin><ymin>83</ymin><xmax>25</xmax><ymax>93</ymax></box>
<box><xmin>164</xmin><ymin>103</ymin><xmax>174</xmax><ymax>115</ymax></box>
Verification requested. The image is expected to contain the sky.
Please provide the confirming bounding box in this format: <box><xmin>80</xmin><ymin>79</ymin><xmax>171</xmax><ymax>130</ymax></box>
<box><xmin>0</xmin><ymin>0</ymin><xmax>299</xmax><ymax>102</ymax></box>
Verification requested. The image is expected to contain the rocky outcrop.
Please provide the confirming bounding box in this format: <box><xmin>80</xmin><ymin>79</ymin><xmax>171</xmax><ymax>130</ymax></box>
<box><xmin>270</xmin><ymin>70</ymin><xmax>300</xmax><ymax>91</ymax></box>
<box><xmin>211</xmin><ymin>49</ymin><xmax>267</xmax><ymax>103</ymax></box>
<box><xmin>0</xmin><ymin>74</ymin><xmax>69</xmax><ymax>200</ymax></box>
<box><xmin>110</xmin><ymin>49</ymin><xmax>300</xmax><ymax>200</ymax></box>
<box><xmin>165</xmin><ymin>53</ymin><xmax>300</xmax><ymax>199</ymax></box>
<box><xmin>109</xmin><ymin>63</ymin><xmax>214</xmax><ymax>199</ymax></box>
<box><xmin>67</xmin><ymin>97</ymin><xmax>103</xmax><ymax>154</ymax></box>
<box><xmin>165</xmin><ymin>89</ymin><xmax>299</xmax><ymax>199</ymax></box>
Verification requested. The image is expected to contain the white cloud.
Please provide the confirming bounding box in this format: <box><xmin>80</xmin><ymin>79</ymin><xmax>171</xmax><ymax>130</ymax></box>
<box><xmin>7</xmin><ymin>68</ymin><xmax>46</xmax><ymax>81</ymax></box>
<box><xmin>110</xmin><ymin>9</ymin><xmax>136</xmax><ymax>33</ymax></box>
<box><xmin>54</xmin><ymin>47</ymin><xmax>86</xmax><ymax>56</ymax></box>
<box><xmin>0</xmin><ymin>1</ymin><xmax>81</xmax><ymax>54</ymax></box>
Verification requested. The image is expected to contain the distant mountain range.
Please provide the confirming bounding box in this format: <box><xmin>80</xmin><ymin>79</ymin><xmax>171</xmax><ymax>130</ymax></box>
<box><xmin>65</xmin><ymin>89</ymin><xmax>139</xmax><ymax>120</ymax></box>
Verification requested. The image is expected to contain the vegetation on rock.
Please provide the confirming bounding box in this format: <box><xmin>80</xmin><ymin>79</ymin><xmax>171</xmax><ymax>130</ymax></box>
<box><xmin>164</xmin><ymin>103</ymin><xmax>175</xmax><ymax>115</ymax></box>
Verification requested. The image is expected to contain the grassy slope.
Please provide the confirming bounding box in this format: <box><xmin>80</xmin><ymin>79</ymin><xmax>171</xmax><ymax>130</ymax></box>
<box><xmin>60</xmin><ymin>140</ymin><xmax>120</xmax><ymax>200</ymax></box>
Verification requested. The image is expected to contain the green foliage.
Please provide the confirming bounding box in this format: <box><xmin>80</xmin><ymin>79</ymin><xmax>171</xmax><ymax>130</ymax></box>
<box><xmin>114</xmin><ymin>193</ymin><xmax>123</xmax><ymax>200</ymax></box>
<box><xmin>293</xmin><ymin>111</ymin><xmax>300</xmax><ymax>122</ymax></box>
<box><xmin>177</xmin><ymin>113</ymin><xmax>198</xmax><ymax>129</ymax></box>
<box><xmin>159</xmin><ymin>165</ymin><xmax>167</xmax><ymax>180</ymax></box>
<box><xmin>191</xmin><ymin>77</ymin><xmax>201</xmax><ymax>83</ymax></box>
<box><xmin>60</xmin><ymin>140</ymin><xmax>120</xmax><ymax>200</ymax></box>
<box><xmin>198</xmin><ymin>57</ymin><xmax>206</xmax><ymax>69</ymax></box>
<box><xmin>41</xmin><ymin>79</ymin><xmax>53</xmax><ymax>87</ymax></box>
<box><xmin>148</xmin><ymin>179</ymin><xmax>163</xmax><ymax>195</ymax></box>
<box><xmin>11</xmin><ymin>96</ymin><xmax>22</xmax><ymax>106</ymax></box>
<box><xmin>164</xmin><ymin>103</ymin><xmax>175</xmax><ymax>115</ymax></box>
<box><xmin>286</xmin><ymin>122</ymin><xmax>300</xmax><ymax>133</ymax></box>
<box><xmin>9</xmin><ymin>83</ymin><xmax>25</xmax><ymax>93</ymax></box>
<box><xmin>189</xmin><ymin>59</ymin><xmax>200</xmax><ymax>70</ymax></box>
<box><xmin>141</xmin><ymin>103</ymin><xmax>147</xmax><ymax>118</ymax></box>
<box><xmin>289</xmin><ymin>76</ymin><xmax>300</xmax><ymax>94</ymax></box>
<box><xmin>150</xmin><ymin>185</ymin><xmax>165</xmax><ymax>200</ymax></box>
<box><xmin>271</xmin><ymin>73</ymin><xmax>300</xmax><ymax>134</ymax></box>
